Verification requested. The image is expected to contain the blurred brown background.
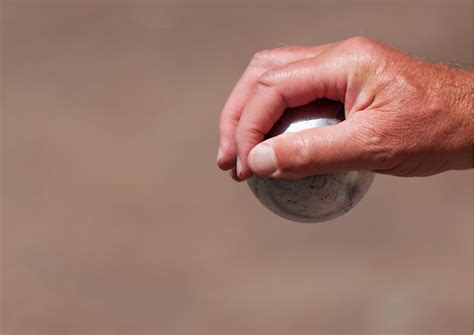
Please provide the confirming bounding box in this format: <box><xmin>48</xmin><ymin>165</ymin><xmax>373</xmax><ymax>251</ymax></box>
<box><xmin>1</xmin><ymin>1</ymin><xmax>473</xmax><ymax>334</ymax></box>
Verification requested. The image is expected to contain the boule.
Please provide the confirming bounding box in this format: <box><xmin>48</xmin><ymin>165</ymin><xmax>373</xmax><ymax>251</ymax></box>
<box><xmin>247</xmin><ymin>100</ymin><xmax>375</xmax><ymax>223</ymax></box>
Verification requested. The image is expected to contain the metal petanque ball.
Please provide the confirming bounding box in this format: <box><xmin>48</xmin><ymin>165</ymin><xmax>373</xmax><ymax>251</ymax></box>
<box><xmin>247</xmin><ymin>100</ymin><xmax>375</xmax><ymax>223</ymax></box>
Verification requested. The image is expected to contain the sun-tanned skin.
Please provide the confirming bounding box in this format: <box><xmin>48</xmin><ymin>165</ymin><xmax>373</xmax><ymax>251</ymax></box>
<box><xmin>216</xmin><ymin>36</ymin><xmax>473</xmax><ymax>181</ymax></box>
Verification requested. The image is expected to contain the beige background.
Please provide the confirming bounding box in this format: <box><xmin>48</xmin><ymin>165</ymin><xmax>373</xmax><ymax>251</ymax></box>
<box><xmin>1</xmin><ymin>1</ymin><xmax>473</xmax><ymax>334</ymax></box>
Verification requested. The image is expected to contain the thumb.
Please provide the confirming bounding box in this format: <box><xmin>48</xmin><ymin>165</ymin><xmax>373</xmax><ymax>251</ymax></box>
<box><xmin>247</xmin><ymin>120</ymin><xmax>379</xmax><ymax>179</ymax></box>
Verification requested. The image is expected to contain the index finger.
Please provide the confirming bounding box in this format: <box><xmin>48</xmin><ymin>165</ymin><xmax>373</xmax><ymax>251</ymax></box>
<box><xmin>235</xmin><ymin>53</ymin><xmax>354</xmax><ymax>180</ymax></box>
<box><xmin>217</xmin><ymin>44</ymin><xmax>334</xmax><ymax>171</ymax></box>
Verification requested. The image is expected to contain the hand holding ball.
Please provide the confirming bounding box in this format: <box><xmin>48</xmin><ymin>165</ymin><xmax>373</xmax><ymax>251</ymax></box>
<box><xmin>247</xmin><ymin>100</ymin><xmax>375</xmax><ymax>223</ymax></box>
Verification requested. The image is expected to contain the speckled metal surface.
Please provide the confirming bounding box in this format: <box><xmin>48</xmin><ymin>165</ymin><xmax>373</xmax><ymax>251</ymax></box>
<box><xmin>248</xmin><ymin>170</ymin><xmax>375</xmax><ymax>223</ymax></box>
<box><xmin>247</xmin><ymin>101</ymin><xmax>375</xmax><ymax>223</ymax></box>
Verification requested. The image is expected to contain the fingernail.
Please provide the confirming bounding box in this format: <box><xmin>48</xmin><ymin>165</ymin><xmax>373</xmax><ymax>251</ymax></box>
<box><xmin>216</xmin><ymin>146</ymin><xmax>223</xmax><ymax>163</ymax></box>
<box><xmin>236</xmin><ymin>155</ymin><xmax>242</xmax><ymax>177</ymax></box>
<box><xmin>248</xmin><ymin>143</ymin><xmax>277</xmax><ymax>176</ymax></box>
<box><xmin>229</xmin><ymin>167</ymin><xmax>242</xmax><ymax>182</ymax></box>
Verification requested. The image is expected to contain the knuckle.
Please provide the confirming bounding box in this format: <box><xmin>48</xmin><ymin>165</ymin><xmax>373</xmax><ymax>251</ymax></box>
<box><xmin>235</xmin><ymin>122</ymin><xmax>248</xmax><ymax>142</ymax></box>
<box><xmin>340</xmin><ymin>36</ymin><xmax>382</xmax><ymax>64</ymax></box>
<box><xmin>250</xmin><ymin>46</ymin><xmax>299</xmax><ymax>67</ymax></box>
<box><xmin>282</xmin><ymin>132</ymin><xmax>313</xmax><ymax>170</ymax></box>
<box><xmin>236</xmin><ymin>124</ymin><xmax>263</xmax><ymax>151</ymax></box>
<box><xmin>255</xmin><ymin>69</ymin><xmax>286</xmax><ymax>101</ymax></box>
<box><xmin>219</xmin><ymin>107</ymin><xmax>239</xmax><ymax>126</ymax></box>
<box><xmin>344</xmin><ymin>36</ymin><xmax>373</xmax><ymax>48</ymax></box>
<box><xmin>255</xmin><ymin>72</ymin><xmax>286</xmax><ymax>104</ymax></box>
<box><xmin>250</xmin><ymin>49</ymin><xmax>274</xmax><ymax>67</ymax></box>
<box><xmin>255</xmin><ymin>71</ymin><xmax>273</xmax><ymax>87</ymax></box>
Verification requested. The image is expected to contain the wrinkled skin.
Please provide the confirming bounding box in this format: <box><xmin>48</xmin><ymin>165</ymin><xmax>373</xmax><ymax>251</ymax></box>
<box><xmin>216</xmin><ymin>37</ymin><xmax>473</xmax><ymax>180</ymax></box>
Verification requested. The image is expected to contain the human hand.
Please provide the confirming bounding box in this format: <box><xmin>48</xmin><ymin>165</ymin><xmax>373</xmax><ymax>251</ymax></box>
<box><xmin>217</xmin><ymin>36</ymin><xmax>473</xmax><ymax>180</ymax></box>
